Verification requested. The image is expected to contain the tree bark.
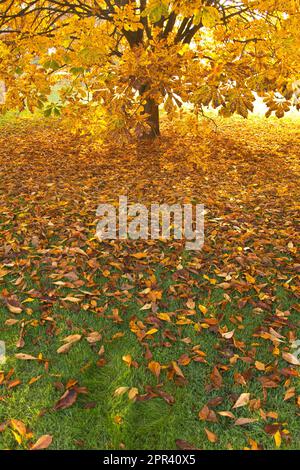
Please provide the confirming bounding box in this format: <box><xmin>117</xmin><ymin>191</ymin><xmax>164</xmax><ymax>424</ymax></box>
<box><xmin>137</xmin><ymin>82</ymin><xmax>160</xmax><ymax>139</ymax></box>
<box><xmin>143</xmin><ymin>97</ymin><xmax>160</xmax><ymax>139</ymax></box>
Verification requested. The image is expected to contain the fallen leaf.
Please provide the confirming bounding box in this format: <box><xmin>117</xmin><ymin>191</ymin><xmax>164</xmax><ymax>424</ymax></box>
<box><xmin>10</xmin><ymin>419</ymin><xmax>26</xmax><ymax>436</ymax></box>
<box><xmin>210</xmin><ymin>366</ymin><xmax>223</xmax><ymax>389</ymax></box>
<box><xmin>274</xmin><ymin>430</ymin><xmax>281</xmax><ymax>448</ymax></box>
<box><xmin>234</xmin><ymin>417</ymin><xmax>257</xmax><ymax>426</ymax></box>
<box><xmin>31</xmin><ymin>434</ymin><xmax>53</xmax><ymax>450</ymax></box>
<box><xmin>232</xmin><ymin>393</ymin><xmax>250</xmax><ymax>409</ymax></box>
<box><xmin>128</xmin><ymin>387</ymin><xmax>139</xmax><ymax>400</ymax></box>
<box><xmin>15</xmin><ymin>353</ymin><xmax>37</xmax><ymax>361</ymax></box>
<box><xmin>54</xmin><ymin>389</ymin><xmax>78</xmax><ymax>411</ymax></box>
<box><xmin>255</xmin><ymin>361</ymin><xmax>266</xmax><ymax>371</ymax></box>
<box><xmin>57</xmin><ymin>343</ymin><xmax>74</xmax><ymax>354</ymax></box>
<box><xmin>114</xmin><ymin>387</ymin><xmax>129</xmax><ymax>397</ymax></box>
<box><xmin>282</xmin><ymin>352</ymin><xmax>300</xmax><ymax>366</ymax></box>
<box><xmin>86</xmin><ymin>331</ymin><xmax>102</xmax><ymax>343</ymax></box>
<box><xmin>204</xmin><ymin>428</ymin><xmax>218</xmax><ymax>443</ymax></box>
<box><xmin>217</xmin><ymin>411</ymin><xmax>235</xmax><ymax>419</ymax></box>
<box><xmin>198</xmin><ymin>304</ymin><xmax>208</xmax><ymax>315</ymax></box>
<box><xmin>175</xmin><ymin>439</ymin><xmax>199</xmax><ymax>450</ymax></box>
<box><xmin>148</xmin><ymin>361</ymin><xmax>161</xmax><ymax>378</ymax></box>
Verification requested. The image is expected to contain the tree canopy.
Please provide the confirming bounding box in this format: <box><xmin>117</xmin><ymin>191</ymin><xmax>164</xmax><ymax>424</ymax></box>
<box><xmin>0</xmin><ymin>1</ymin><xmax>299</xmax><ymax>138</ymax></box>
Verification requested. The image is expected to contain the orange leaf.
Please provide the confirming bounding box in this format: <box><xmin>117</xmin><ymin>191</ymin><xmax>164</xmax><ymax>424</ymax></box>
<box><xmin>148</xmin><ymin>361</ymin><xmax>161</xmax><ymax>378</ymax></box>
<box><xmin>31</xmin><ymin>434</ymin><xmax>53</xmax><ymax>450</ymax></box>
<box><xmin>232</xmin><ymin>393</ymin><xmax>250</xmax><ymax>409</ymax></box>
<box><xmin>204</xmin><ymin>428</ymin><xmax>218</xmax><ymax>443</ymax></box>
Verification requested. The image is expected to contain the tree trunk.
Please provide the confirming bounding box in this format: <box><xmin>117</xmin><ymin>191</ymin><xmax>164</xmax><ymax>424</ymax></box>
<box><xmin>137</xmin><ymin>83</ymin><xmax>160</xmax><ymax>139</ymax></box>
<box><xmin>143</xmin><ymin>97</ymin><xmax>160</xmax><ymax>139</ymax></box>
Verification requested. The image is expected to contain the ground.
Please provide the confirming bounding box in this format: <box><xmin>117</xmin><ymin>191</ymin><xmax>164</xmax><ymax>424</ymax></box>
<box><xmin>0</xmin><ymin>114</ymin><xmax>299</xmax><ymax>450</ymax></box>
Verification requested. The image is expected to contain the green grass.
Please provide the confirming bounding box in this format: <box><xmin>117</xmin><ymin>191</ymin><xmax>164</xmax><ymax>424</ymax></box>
<box><xmin>0</xmin><ymin>114</ymin><xmax>299</xmax><ymax>450</ymax></box>
<box><xmin>1</xmin><ymin>266</ymin><xmax>299</xmax><ymax>450</ymax></box>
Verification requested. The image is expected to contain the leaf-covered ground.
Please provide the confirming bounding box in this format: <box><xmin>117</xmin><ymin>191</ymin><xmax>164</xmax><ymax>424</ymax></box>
<box><xmin>0</xmin><ymin>115</ymin><xmax>299</xmax><ymax>450</ymax></box>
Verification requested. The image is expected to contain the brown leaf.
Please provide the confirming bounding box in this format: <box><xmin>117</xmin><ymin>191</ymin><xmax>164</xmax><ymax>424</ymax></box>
<box><xmin>204</xmin><ymin>428</ymin><xmax>218</xmax><ymax>443</ymax></box>
<box><xmin>234</xmin><ymin>417</ymin><xmax>257</xmax><ymax>426</ymax></box>
<box><xmin>255</xmin><ymin>361</ymin><xmax>266</xmax><ymax>371</ymax></box>
<box><xmin>175</xmin><ymin>439</ymin><xmax>199</xmax><ymax>450</ymax></box>
<box><xmin>264</xmin><ymin>423</ymin><xmax>281</xmax><ymax>435</ymax></box>
<box><xmin>15</xmin><ymin>353</ymin><xmax>37</xmax><ymax>360</ymax></box>
<box><xmin>172</xmin><ymin>361</ymin><xmax>185</xmax><ymax>378</ymax></box>
<box><xmin>31</xmin><ymin>434</ymin><xmax>53</xmax><ymax>450</ymax></box>
<box><xmin>128</xmin><ymin>387</ymin><xmax>139</xmax><ymax>401</ymax></box>
<box><xmin>0</xmin><ymin>422</ymin><xmax>8</xmax><ymax>432</ymax></box>
<box><xmin>6</xmin><ymin>296</ymin><xmax>23</xmax><ymax>314</ymax></box>
<box><xmin>57</xmin><ymin>342</ymin><xmax>74</xmax><ymax>354</ymax></box>
<box><xmin>54</xmin><ymin>389</ymin><xmax>78</xmax><ymax>411</ymax></box>
<box><xmin>131</xmin><ymin>252</ymin><xmax>148</xmax><ymax>259</ymax></box>
<box><xmin>148</xmin><ymin>360</ymin><xmax>161</xmax><ymax>378</ymax></box>
<box><xmin>86</xmin><ymin>331</ymin><xmax>102</xmax><ymax>343</ymax></box>
<box><xmin>8</xmin><ymin>379</ymin><xmax>21</xmax><ymax>389</ymax></box>
<box><xmin>218</xmin><ymin>411</ymin><xmax>235</xmax><ymax>419</ymax></box>
<box><xmin>199</xmin><ymin>405</ymin><xmax>218</xmax><ymax>422</ymax></box>
<box><xmin>5</xmin><ymin>319</ymin><xmax>19</xmax><ymax>326</ymax></box>
<box><xmin>282</xmin><ymin>352</ymin><xmax>300</xmax><ymax>366</ymax></box>
<box><xmin>210</xmin><ymin>366</ymin><xmax>223</xmax><ymax>389</ymax></box>
<box><xmin>232</xmin><ymin>392</ymin><xmax>250</xmax><ymax>409</ymax></box>
<box><xmin>284</xmin><ymin>387</ymin><xmax>295</xmax><ymax>401</ymax></box>
<box><xmin>114</xmin><ymin>386</ymin><xmax>129</xmax><ymax>397</ymax></box>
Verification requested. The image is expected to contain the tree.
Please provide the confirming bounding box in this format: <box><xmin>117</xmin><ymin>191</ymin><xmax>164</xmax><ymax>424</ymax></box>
<box><xmin>0</xmin><ymin>1</ymin><xmax>299</xmax><ymax>139</ymax></box>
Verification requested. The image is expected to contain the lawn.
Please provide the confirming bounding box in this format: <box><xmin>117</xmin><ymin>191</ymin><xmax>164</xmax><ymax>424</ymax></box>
<box><xmin>0</xmin><ymin>114</ymin><xmax>299</xmax><ymax>450</ymax></box>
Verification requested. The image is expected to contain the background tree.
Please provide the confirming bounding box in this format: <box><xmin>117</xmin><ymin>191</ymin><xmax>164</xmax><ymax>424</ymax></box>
<box><xmin>0</xmin><ymin>1</ymin><xmax>299</xmax><ymax>138</ymax></box>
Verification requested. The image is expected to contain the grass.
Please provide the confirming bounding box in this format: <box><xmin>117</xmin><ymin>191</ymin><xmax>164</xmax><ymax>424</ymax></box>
<box><xmin>1</xmin><ymin>270</ymin><xmax>299</xmax><ymax>450</ymax></box>
<box><xmin>0</xmin><ymin>113</ymin><xmax>299</xmax><ymax>450</ymax></box>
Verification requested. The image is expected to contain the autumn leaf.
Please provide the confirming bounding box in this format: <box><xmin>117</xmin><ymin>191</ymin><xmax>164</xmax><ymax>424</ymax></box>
<box><xmin>57</xmin><ymin>342</ymin><xmax>74</xmax><ymax>354</ymax></box>
<box><xmin>282</xmin><ymin>352</ymin><xmax>300</xmax><ymax>366</ymax></box>
<box><xmin>145</xmin><ymin>328</ymin><xmax>158</xmax><ymax>336</ymax></box>
<box><xmin>175</xmin><ymin>439</ymin><xmax>199</xmax><ymax>450</ymax></box>
<box><xmin>221</xmin><ymin>330</ymin><xmax>235</xmax><ymax>339</ymax></box>
<box><xmin>157</xmin><ymin>313</ymin><xmax>171</xmax><ymax>322</ymax></box>
<box><xmin>10</xmin><ymin>419</ymin><xmax>27</xmax><ymax>436</ymax></box>
<box><xmin>186</xmin><ymin>298</ymin><xmax>195</xmax><ymax>309</ymax></box>
<box><xmin>172</xmin><ymin>361</ymin><xmax>185</xmax><ymax>378</ymax></box>
<box><xmin>232</xmin><ymin>393</ymin><xmax>250</xmax><ymax>409</ymax></box>
<box><xmin>63</xmin><ymin>334</ymin><xmax>82</xmax><ymax>344</ymax></box>
<box><xmin>148</xmin><ymin>361</ymin><xmax>161</xmax><ymax>378</ymax></box>
<box><xmin>198</xmin><ymin>304</ymin><xmax>208</xmax><ymax>315</ymax></box>
<box><xmin>6</xmin><ymin>298</ymin><xmax>23</xmax><ymax>314</ymax></box>
<box><xmin>210</xmin><ymin>366</ymin><xmax>223</xmax><ymax>389</ymax></box>
<box><xmin>122</xmin><ymin>355</ymin><xmax>132</xmax><ymax>367</ymax></box>
<box><xmin>131</xmin><ymin>252</ymin><xmax>148</xmax><ymax>259</ymax></box>
<box><xmin>128</xmin><ymin>387</ymin><xmax>139</xmax><ymax>401</ymax></box>
<box><xmin>5</xmin><ymin>319</ymin><xmax>19</xmax><ymax>326</ymax></box>
<box><xmin>199</xmin><ymin>405</ymin><xmax>218</xmax><ymax>422</ymax></box>
<box><xmin>31</xmin><ymin>434</ymin><xmax>53</xmax><ymax>450</ymax></box>
<box><xmin>28</xmin><ymin>375</ymin><xmax>42</xmax><ymax>386</ymax></box>
<box><xmin>234</xmin><ymin>418</ymin><xmax>257</xmax><ymax>426</ymax></box>
<box><xmin>86</xmin><ymin>331</ymin><xmax>102</xmax><ymax>343</ymax></box>
<box><xmin>204</xmin><ymin>428</ymin><xmax>218</xmax><ymax>443</ymax></box>
<box><xmin>245</xmin><ymin>273</ymin><xmax>256</xmax><ymax>284</ymax></box>
<box><xmin>114</xmin><ymin>387</ymin><xmax>129</xmax><ymax>397</ymax></box>
<box><xmin>54</xmin><ymin>389</ymin><xmax>78</xmax><ymax>411</ymax></box>
<box><xmin>218</xmin><ymin>411</ymin><xmax>235</xmax><ymax>419</ymax></box>
<box><xmin>0</xmin><ymin>1</ymin><xmax>299</xmax><ymax>449</ymax></box>
<box><xmin>15</xmin><ymin>353</ymin><xmax>37</xmax><ymax>361</ymax></box>
<box><xmin>255</xmin><ymin>361</ymin><xmax>266</xmax><ymax>371</ymax></box>
<box><xmin>284</xmin><ymin>387</ymin><xmax>295</xmax><ymax>401</ymax></box>
<box><xmin>8</xmin><ymin>379</ymin><xmax>22</xmax><ymax>389</ymax></box>
<box><xmin>274</xmin><ymin>430</ymin><xmax>281</xmax><ymax>448</ymax></box>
